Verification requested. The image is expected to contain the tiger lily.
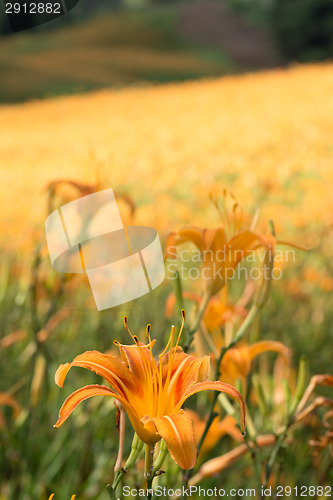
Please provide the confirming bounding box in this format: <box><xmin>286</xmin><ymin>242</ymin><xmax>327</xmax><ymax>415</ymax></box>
<box><xmin>55</xmin><ymin>313</ymin><xmax>246</xmax><ymax>470</ymax></box>
<box><xmin>165</xmin><ymin>225</ymin><xmax>263</xmax><ymax>295</ymax></box>
<box><xmin>219</xmin><ymin>340</ymin><xmax>291</xmax><ymax>393</ymax></box>
<box><xmin>164</xmin><ymin>191</ymin><xmax>305</xmax><ymax>297</ymax></box>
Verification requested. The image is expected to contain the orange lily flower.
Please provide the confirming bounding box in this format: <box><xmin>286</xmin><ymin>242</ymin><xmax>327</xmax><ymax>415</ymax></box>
<box><xmin>165</xmin><ymin>191</ymin><xmax>305</xmax><ymax>297</ymax></box>
<box><xmin>165</xmin><ymin>225</ymin><xmax>264</xmax><ymax>295</ymax></box>
<box><xmin>55</xmin><ymin>313</ymin><xmax>246</xmax><ymax>470</ymax></box>
<box><xmin>219</xmin><ymin>340</ymin><xmax>291</xmax><ymax>392</ymax></box>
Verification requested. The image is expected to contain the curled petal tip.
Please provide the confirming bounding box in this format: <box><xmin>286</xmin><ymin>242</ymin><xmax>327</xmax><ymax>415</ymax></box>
<box><xmin>55</xmin><ymin>363</ymin><xmax>71</xmax><ymax>388</ymax></box>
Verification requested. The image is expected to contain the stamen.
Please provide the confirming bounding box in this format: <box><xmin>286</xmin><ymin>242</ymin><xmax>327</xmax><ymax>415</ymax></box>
<box><xmin>232</xmin><ymin>203</ymin><xmax>238</xmax><ymax>235</ymax></box>
<box><xmin>250</xmin><ymin>208</ymin><xmax>260</xmax><ymax>231</ymax></box>
<box><xmin>230</xmin><ymin>190</ymin><xmax>237</xmax><ymax>201</ymax></box>
<box><xmin>124</xmin><ymin>316</ymin><xmax>157</xmax><ymax>409</ymax></box>
<box><xmin>157</xmin><ymin>325</ymin><xmax>176</xmax><ymax>414</ymax></box>
<box><xmin>269</xmin><ymin>220</ymin><xmax>276</xmax><ymax>237</ymax></box>
<box><xmin>212</xmin><ymin>189</ymin><xmax>231</xmax><ymax>239</ymax></box>
<box><xmin>144</xmin><ymin>323</ymin><xmax>159</xmax><ymax>415</ymax></box>
<box><xmin>145</xmin><ymin>323</ymin><xmax>155</xmax><ymax>359</ymax></box>
<box><xmin>123</xmin><ymin>316</ymin><xmax>138</xmax><ymax>344</ymax></box>
<box><xmin>167</xmin><ymin>310</ymin><xmax>187</xmax><ymax>398</ymax></box>
<box><xmin>159</xmin><ymin>325</ymin><xmax>175</xmax><ymax>359</ymax></box>
<box><xmin>146</xmin><ymin>324</ymin><xmax>152</xmax><ymax>346</ymax></box>
<box><xmin>174</xmin><ymin>309</ymin><xmax>186</xmax><ymax>350</ymax></box>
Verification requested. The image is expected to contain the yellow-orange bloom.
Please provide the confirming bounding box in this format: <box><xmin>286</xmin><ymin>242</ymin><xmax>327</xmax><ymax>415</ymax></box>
<box><xmin>55</xmin><ymin>316</ymin><xmax>246</xmax><ymax>470</ymax></box>
<box><xmin>165</xmin><ymin>225</ymin><xmax>263</xmax><ymax>295</ymax></box>
<box><xmin>220</xmin><ymin>340</ymin><xmax>291</xmax><ymax>391</ymax></box>
<box><xmin>164</xmin><ymin>188</ymin><xmax>305</xmax><ymax>297</ymax></box>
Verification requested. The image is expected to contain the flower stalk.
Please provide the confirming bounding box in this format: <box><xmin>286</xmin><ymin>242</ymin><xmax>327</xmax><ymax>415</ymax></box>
<box><xmin>114</xmin><ymin>401</ymin><xmax>126</xmax><ymax>473</ymax></box>
<box><xmin>111</xmin><ymin>433</ymin><xmax>144</xmax><ymax>493</ymax></box>
<box><xmin>145</xmin><ymin>444</ymin><xmax>155</xmax><ymax>499</ymax></box>
<box><xmin>184</xmin><ymin>290</ymin><xmax>212</xmax><ymax>352</ymax></box>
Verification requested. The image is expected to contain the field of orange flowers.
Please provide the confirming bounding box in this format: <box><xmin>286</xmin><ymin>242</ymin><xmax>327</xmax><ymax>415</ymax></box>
<box><xmin>1</xmin><ymin>62</ymin><xmax>333</xmax><ymax>499</ymax></box>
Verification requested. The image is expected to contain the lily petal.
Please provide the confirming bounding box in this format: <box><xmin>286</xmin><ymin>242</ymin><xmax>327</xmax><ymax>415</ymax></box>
<box><xmin>248</xmin><ymin>340</ymin><xmax>290</xmax><ymax>362</ymax></box>
<box><xmin>151</xmin><ymin>410</ymin><xmax>197</xmax><ymax>470</ymax></box>
<box><xmin>178</xmin><ymin>381</ymin><xmax>246</xmax><ymax>434</ymax></box>
<box><xmin>116</xmin><ymin>341</ymin><xmax>156</xmax><ymax>382</ymax></box>
<box><xmin>202</xmin><ymin>228</ymin><xmax>226</xmax><ymax>253</ymax></box>
<box><xmin>55</xmin><ymin>350</ymin><xmax>136</xmax><ymax>400</ymax></box>
<box><xmin>227</xmin><ymin>230</ymin><xmax>262</xmax><ymax>265</ymax></box>
<box><xmin>177</xmin><ymin>227</ymin><xmax>206</xmax><ymax>253</ymax></box>
<box><xmin>160</xmin><ymin>348</ymin><xmax>210</xmax><ymax>412</ymax></box>
<box><xmin>54</xmin><ymin>384</ymin><xmax>131</xmax><ymax>428</ymax></box>
<box><xmin>221</xmin><ymin>341</ymin><xmax>290</xmax><ymax>386</ymax></box>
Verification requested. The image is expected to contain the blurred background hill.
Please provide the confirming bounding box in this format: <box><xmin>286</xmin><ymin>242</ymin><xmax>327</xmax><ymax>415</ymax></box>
<box><xmin>1</xmin><ymin>0</ymin><xmax>333</xmax><ymax>104</ymax></box>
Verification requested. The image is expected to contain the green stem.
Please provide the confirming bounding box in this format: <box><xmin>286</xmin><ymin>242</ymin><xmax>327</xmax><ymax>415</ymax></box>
<box><xmin>183</xmin><ymin>303</ymin><xmax>259</xmax><ymax>488</ymax></box>
<box><xmin>243</xmin><ymin>434</ymin><xmax>262</xmax><ymax>496</ymax></box>
<box><xmin>260</xmin><ymin>357</ymin><xmax>308</xmax><ymax>490</ymax></box>
<box><xmin>262</xmin><ymin>431</ymin><xmax>286</xmax><ymax>490</ymax></box>
<box><xmin>174</xmin><ymin>270</ymin><xmax>185</xmax><ymax>312</ymax></box>
<box><xmin>184</xmin><ymin>290</ymin><xmax>211</xmax><ymax>352</ymax></box>
<box><xmin>145</xmin><ymin>444</ymin><xmax>155</xmax><ymax>500</ymax></box>
<box><xmin>232</xmin><ymin>303</ymin><xmax>259</xmax><ymax>345</ymax></box>
<box><xmin>111</xmin><ymin>433</ymin><xmax>144</xmax><ymax>492</ymax></box>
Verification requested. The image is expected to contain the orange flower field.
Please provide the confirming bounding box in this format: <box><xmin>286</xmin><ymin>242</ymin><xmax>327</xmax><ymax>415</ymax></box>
<box><xmin>1</xmin><ymin>62</ymin><xmax>333</xmax><ymax>251</ymax></box>
<box><xmin>1</xmin><ymin>62</ymin><xmax>333</xmax><ymax>499</ymax></box>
